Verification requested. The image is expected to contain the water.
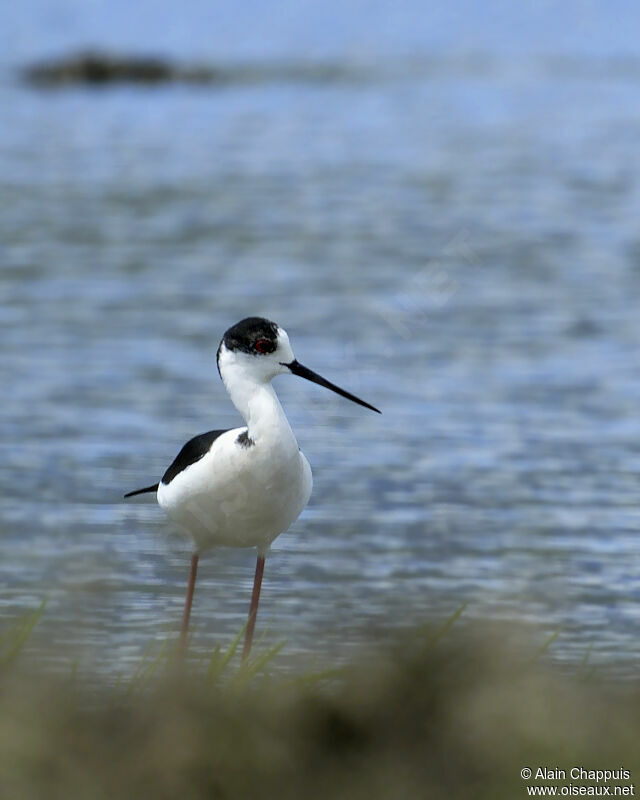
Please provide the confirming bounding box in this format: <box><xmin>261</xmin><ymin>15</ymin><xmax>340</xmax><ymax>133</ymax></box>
<box><xmin>2</xmin><ymin>0</ymin><xmax>640</xmax><ymax>676</ymax></box>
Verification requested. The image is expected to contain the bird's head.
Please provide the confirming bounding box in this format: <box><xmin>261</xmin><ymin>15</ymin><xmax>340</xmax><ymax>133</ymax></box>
<box><xmin>216</xmin><ymin>316</ymin><xmax>380</xmax><ymax>412</ymax></box>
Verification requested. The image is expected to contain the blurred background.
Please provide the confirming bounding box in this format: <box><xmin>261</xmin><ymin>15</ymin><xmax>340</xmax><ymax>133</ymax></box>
<box><xmin>1</xmin><ymin>0</ymin><xmax>640</xmax><ymax>678</ymax></box>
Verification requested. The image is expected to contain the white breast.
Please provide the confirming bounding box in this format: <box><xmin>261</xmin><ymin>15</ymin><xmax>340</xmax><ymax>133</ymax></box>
<box><xmin>157</xmin><ymin>428</ymin><xmax>313</xmax><ymax>554</ymax></box>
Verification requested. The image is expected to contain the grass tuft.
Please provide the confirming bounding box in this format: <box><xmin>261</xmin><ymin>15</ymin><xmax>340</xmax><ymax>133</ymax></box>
<box><xmin>1</xmin><ymin>605</ymin><xmax>640</xmax><ymax>799</ymax></box>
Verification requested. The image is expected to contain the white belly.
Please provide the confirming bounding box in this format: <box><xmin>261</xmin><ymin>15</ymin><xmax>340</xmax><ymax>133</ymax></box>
<box><xmin>157</xmin><ymin>428</ymin><xmax>313</xmax><ymax>554</ymax></box>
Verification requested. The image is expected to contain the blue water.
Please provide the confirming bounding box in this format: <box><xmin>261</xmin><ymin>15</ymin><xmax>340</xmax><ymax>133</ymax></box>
<box><xmin>2</xmin><ymin>1</ymin><xmax>640</xmax><ymax>676</ymax></box>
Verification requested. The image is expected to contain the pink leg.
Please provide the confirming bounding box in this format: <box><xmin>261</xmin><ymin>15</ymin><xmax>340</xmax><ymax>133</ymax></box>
<box><xmin>242</xmin><ymin>554</ymin><xmax>265</xmax><ymax>661</ymax></box>
<box><xmin>180</xmin><ymin>553</ymin><xmax>199</xmax><ymax>654</ymax></box>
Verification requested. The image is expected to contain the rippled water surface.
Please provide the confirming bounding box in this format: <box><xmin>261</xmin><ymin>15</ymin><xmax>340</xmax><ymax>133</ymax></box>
<box><xmin>2</xmin><ymin>1</ymin><xmax>640</xmax><ymax>675</ymax></box>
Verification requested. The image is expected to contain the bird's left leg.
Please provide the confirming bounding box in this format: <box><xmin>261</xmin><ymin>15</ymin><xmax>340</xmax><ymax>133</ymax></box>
<box><xmin>242</xmin><ymin>553</ymin><xmax>265</xmax><ymax>661</ymax></box>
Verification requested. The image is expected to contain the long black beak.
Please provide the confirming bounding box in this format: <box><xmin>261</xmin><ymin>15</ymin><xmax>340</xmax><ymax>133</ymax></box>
<box><xmin>283</xmin><ymin>360</ymin><xmax>380</xmax><ymax>413</ymax></box>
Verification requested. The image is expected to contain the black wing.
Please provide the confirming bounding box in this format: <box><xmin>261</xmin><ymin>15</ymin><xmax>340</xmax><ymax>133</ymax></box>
<box><xmin>123</xmin><ymin>429</ymin><xmax>230</xmax><ymax>499</ymax></box>
<box><xmin>161</xmin><ymin>429</ymin><xmax>229</xmax><ymax>486</ymax></box>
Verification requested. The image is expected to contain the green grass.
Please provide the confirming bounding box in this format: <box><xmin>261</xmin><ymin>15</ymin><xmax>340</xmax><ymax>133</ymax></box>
<box><xmin>0</xmin><ymin>600</ymin><xmax>46</xmax><ymax>669</ymax></box>
<box><xmin>1</xmin><ymin>604</ymin><xmax>640</xmax><ymax>800</ymax></box>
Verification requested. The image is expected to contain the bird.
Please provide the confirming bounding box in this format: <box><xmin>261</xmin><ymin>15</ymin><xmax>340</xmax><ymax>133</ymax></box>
<box><xmin>124</xmin><ymin>316</ymin><xmax>380</xmax><ymax>661</ymax></box>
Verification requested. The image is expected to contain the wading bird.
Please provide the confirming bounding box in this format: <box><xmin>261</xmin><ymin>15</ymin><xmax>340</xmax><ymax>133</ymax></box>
<box><xmin>125</xmin><ymin>317</ymin><xmax>379</xmax><ymax>660</ymax></box>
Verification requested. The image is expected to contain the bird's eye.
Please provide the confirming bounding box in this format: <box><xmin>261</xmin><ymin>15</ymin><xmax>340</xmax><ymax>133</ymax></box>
<box><xmin>254</xmin><ymin>338</ymin><xmax>273</xmax><ymax>354</ymax></box>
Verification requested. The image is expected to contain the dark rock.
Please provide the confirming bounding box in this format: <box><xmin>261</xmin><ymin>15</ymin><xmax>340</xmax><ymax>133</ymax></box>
<box><xmin>22</xmin><ymin>50</ymin><xmax>368</xmax><ymax>88</ymax></box>
<box><xmin>23</xmin><ymin>51</ymin><xmax>217</xmax><ymax>86</ymax></box>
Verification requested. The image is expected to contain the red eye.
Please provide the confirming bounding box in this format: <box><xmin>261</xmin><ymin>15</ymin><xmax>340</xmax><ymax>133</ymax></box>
<box><xmin>255</xmin><ymin>338</ymin><xmax>272</xmax><ymax>354</ymax></box>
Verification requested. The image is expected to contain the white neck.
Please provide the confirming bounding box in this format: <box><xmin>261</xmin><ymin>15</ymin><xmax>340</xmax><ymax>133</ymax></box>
<box><xmin>222</xmin><ymin>367</ymin><xmax>296</xmax><ymax>446</ymax></box>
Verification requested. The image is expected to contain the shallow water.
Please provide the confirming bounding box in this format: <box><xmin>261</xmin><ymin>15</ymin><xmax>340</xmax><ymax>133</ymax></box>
<box><xmin>2</xmin><ymin>1</ymin><xmax>640</xmax><ymax>676</ymax></box>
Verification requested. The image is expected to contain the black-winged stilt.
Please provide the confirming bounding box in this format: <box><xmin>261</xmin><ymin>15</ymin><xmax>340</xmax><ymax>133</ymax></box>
<box><xmin>125</xmin><ymin>317</ymin><xmax>379</xmax><ymax>660</ymax></box>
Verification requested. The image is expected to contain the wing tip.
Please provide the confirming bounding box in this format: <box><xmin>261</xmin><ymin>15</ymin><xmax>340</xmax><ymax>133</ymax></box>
<box><xmin>124</xmin><ymin>483</ymin><xmax>159</xmax><ymax>499</ymax></box>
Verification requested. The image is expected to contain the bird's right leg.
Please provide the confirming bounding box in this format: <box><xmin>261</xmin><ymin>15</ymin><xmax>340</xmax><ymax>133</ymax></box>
<box><xmin>180</xmin><ymin>552</ymin><xmax>199</xmax><ymax>654</ymax></box>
